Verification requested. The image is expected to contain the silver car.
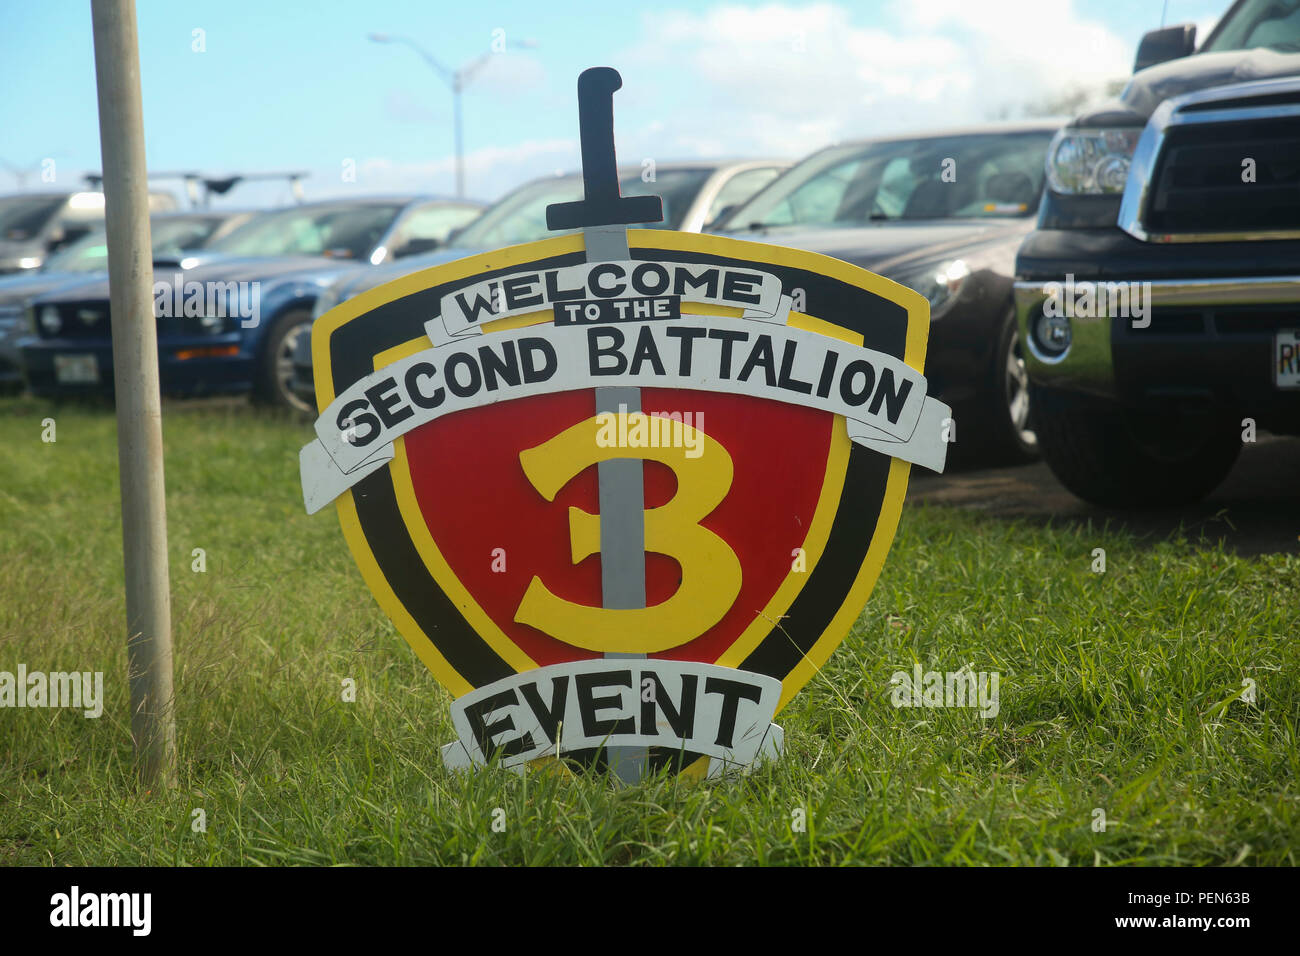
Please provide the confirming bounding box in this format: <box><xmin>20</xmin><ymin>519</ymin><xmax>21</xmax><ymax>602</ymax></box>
<box><xmin>291</xmin><ymin>160</ymin><xmax>788</xmax><ymax>405</ymax></box>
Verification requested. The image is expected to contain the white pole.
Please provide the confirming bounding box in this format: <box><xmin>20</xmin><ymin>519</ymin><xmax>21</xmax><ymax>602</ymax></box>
<box><xmin>91</xmin><ymin>0</ymin><xmax>176</xmax><ymax>789</ymax></box>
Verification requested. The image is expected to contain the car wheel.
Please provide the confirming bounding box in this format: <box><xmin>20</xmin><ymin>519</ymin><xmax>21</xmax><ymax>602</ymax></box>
<box><xmin>949</xmin><ymin>309</ymin><xmax>1039</xmax><ymax>467</ymax></box>
<box><xmin>1030</xmin><ymin>385</ymin><xmax>1242</xmax><ymax>507</ymax></box>
<box><xmin>253</xmin><ymin>308</ymin><xmax>313</xmax><ymax>413</ymax></box>
<box><xmin>997</xmin><ymin>312</ymin><xmax>1039</xmax><ymax>461</ymax></box>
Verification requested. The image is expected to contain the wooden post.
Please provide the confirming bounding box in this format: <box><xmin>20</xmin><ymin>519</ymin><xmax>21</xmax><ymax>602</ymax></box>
<box><xmin>91</xmin><ymin>0</ymin><xmax>177</xmax><ymax>789</ymax></box>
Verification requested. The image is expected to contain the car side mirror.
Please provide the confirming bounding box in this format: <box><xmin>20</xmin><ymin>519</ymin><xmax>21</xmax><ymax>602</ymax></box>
<box><xmin>1134</xmin><ymin>23</ymin><xmax>1196</xmax><ymax>73</ymax></box>
<box><xmin>393</xmin><ymin>237</ymin><xmax>442</xmax><ymax>258</ymax></box>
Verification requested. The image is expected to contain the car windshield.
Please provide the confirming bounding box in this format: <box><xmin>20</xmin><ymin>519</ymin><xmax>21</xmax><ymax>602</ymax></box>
<box><xmin>39</xmin><ymin>230</ymin><xmax>110</xmax><ymax>274</ymax></box>
<box><xmin>147</xmin><ymin>215</ymin><xmax>230</xmax><ymax>255</ymax></box>
<box><xmin>724</xmin><ymin>131</ymin><xmax>1056</xmax><ymax>230</ymax></box>
<box><xmin>0</xmin><ymin>195</ymin><xmax>65</xmax><ymax>241</ymax></box>
<box><xmin>42</xmin><ymin>216</ymin><xmax>231</xmax><ymax>274</ymax></box>
<box><xmin>206</xmin><ymin>203</ymin><xmax>404</xmax><ymax>260</ymax></box>
<box><xmin>449</xmin><ymin>168</ymin><xmax>713</xmax><ymax>249</ymax></box>
<box><xmin>1203</xmin><ymin>0</ymin><xmax>1300</xmax><ymax>52</ymax></box>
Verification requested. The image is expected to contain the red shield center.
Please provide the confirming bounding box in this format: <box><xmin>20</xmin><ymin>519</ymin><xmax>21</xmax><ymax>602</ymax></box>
<box><xmin>401</xmin><ymin>386</ymin><xmax>834</xmax><ymax>666</ymax></box>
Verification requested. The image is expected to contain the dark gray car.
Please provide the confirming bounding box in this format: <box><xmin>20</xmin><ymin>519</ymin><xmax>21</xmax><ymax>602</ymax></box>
<box><xmin>718</xmin><ymin>121</ymin><xmax>1062</xmax><ymax>465</ymax></box>
<box><xmin>1015</xmin><ymin>0</ymin><xmax>1300</xmax><ymax>505</ymax></box>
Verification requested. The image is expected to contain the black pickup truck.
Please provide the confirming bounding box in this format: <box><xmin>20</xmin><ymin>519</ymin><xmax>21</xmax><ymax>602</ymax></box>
<box><xmin>1015</xmin><ymin>0</ymin><xmax>1300</xmax><ymax>506</ymax></box>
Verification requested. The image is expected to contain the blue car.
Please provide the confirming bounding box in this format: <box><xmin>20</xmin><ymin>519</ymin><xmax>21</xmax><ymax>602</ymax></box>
<box><xmin>0</xmin><ymin>209</ymin><xmax>254</xmax><ymax>390</ymax></box>
<box><xmin>21</xmin><ymin>196</ymin><xmax>483</xmax><ymax>409</ymax></box>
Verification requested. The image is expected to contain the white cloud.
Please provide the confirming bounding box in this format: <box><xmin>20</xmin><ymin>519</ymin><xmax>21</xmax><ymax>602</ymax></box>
<box><xmin>617</xmin><ymin>0</ymin><xmax>1131</xmax><ymax>161</ymax></box>
<box><xmin>309</xmin><ymin>137</ymin><xmax>580</xmax><ymax>202</ymax></box>
<box><xmin>178</xmin><ymin>138</ymin><xmax>578</xmax><ymax>209</ymax></box>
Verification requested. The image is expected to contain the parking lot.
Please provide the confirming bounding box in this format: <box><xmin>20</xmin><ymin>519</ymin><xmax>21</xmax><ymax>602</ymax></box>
<box><xmin>2</xmin><ymin>0</ymin><xmax>1298</xmax><ymax>890</ymax></box>
<box><xmin>913</xmin><ymin>435</ymin><xmax>1300</xmax><ymax>557</ymax></box>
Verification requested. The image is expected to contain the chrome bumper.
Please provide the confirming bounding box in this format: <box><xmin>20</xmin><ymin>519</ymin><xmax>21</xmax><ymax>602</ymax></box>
<box><xmin>1014</xmin><ymin>275</ymin><xmax>1300</xmax><ymax>398</ymax></box>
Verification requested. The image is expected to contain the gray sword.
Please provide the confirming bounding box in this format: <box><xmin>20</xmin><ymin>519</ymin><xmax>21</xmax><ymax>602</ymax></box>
<box><xmin>546</xmin><ymin>68</ymin><xmax>661</xmax><ymax>784</ymax></box>
<box><xmin>587</xmin><ymin>226</ymin><xmax>648</xmax><ymax>785</ymax></box>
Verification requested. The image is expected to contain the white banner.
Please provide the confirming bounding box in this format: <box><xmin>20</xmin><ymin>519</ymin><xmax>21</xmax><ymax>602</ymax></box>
<box><xmin>434</xmin><ymin>259</ymin><xmax>785</xmax><ymax>342</ymax></box>
<box><xmin>439</xmin><ymin>659</ymin><xmax>784</xmax><ymax>777</ymax></box>
<box><xmin>300</xmin><ymin>314</ymin><xmax>950</xmax><ymax>512</ymax></box>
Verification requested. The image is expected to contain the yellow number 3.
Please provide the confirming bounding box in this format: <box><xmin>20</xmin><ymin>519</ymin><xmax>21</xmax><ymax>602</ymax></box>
<box><xmin>515</xmin><ymin>414</ymin><xmax>742</xmax><ymax>653</ymax></box>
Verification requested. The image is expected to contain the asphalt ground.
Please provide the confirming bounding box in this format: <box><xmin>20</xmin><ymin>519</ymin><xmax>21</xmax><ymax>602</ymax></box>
<box><xmin>909</xmin><ymin>433</ymin><xmax>1300</xmax><ymax>557</ymax></box>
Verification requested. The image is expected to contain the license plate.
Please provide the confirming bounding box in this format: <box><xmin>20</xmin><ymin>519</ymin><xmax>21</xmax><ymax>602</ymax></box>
<box><xmin>1278</xmin><ymin>330</ymin><xmax>1300</xmax><ymax>389</ymax></box>
<box><xmin>54</xmin><ymin>354</ymin><xmax>100</xmax><ymax>385</ymax></box>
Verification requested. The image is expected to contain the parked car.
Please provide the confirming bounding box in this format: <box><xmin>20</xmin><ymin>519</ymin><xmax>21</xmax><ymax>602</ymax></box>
<box><xmin>21</xmin><ymin>196</ymin><xmax>483</xmax><ymax>409</ymax></box>
<box><xmin>290</xmin><ymin>160</ymin><xmax>788</xmax><ymax>406</ymax></box>
<box><xmin>0</xmin><ymin>190</ymin><xmax>179</xmax><ymax>274</ymax></box>
<box><xmin>0</xmin><ymin>210</ymin><xmax>255</xmax><ymax>390</ymax></box>
<box><xmin>716</xmin><ymin>122</ymin><xmax>1062</xmax><ymax>464</ymax></box>
<box><xmin>1015</xmin><ymin>0</ymin><xmax>1300</xmax><ymax>506</ymax></box>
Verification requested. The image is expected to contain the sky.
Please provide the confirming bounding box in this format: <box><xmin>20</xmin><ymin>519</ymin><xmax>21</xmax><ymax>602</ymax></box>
<box><xmin>0</xmin><ymin>0</ymin><xmax>1228</xmax><ymax>207</ymax></box>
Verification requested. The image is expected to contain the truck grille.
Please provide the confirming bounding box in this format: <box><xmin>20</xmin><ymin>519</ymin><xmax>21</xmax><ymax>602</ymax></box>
<box><xmin>42</xmin><ymin>303</ymin><xmax>110</xmax><ymax>338</ymax></box>
<box><xmin>1120</xmin><ymin>77</ymin><xmax>1300</xmax><ymax>243</ymax></box>
<box><xmin>1146</xmin><ymin>118</ymin><xmax>1300</xmax><ymax>235</ymax></box>
<box><xmin>36</xmin><ymin>302</ymin><xmax>236</xmax><ymax>338</ymax></box>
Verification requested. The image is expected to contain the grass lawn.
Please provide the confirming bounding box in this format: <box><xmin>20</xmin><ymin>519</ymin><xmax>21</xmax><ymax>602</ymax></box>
<box><xmin>0</xmin><ymin>396</ymin><xmax>1296</xmax><ymax>866</ymax></box>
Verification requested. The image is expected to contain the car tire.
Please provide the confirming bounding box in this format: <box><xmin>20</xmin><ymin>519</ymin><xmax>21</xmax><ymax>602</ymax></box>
<box><xmin>253</xmin><ymin>308</ymin><xmax>314</xmax><ymax>414</ymax></box>
<box><xmin>949</xmin><ymin>308</ymin><xmax>1039</xmax><ymax>467</ymax></box>
<box><xmin>1030</xmin><ymin>385</ymin><xmax>1242</xmax><ymax>507</ymax></box>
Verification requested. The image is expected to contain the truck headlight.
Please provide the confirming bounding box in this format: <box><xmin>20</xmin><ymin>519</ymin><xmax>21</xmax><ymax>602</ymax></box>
<box><xmin>1046</xmin><ymin>127</ymin><xmax>1142</xmax><ymax>195</ymax></box>
<box><xmin>39</xmin><ymin>306</ymin><xmax>62</xmax><ymax>335</ymax></box>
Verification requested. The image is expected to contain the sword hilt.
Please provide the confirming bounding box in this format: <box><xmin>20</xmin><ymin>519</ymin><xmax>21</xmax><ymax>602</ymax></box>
<box><xmin>546</xmin><ymin>67</ymin><xmax>663</xmax><ymax>231</ymax></box>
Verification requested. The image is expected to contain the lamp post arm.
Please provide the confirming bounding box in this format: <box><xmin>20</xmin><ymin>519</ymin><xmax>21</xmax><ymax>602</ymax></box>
<box><xmin>456</xmin><ymin>50</ymin><xmax>496</xmax><ymax>89</ymax></box>
<box><xmin>393</xmin><ymin>36</ymin><xmax>455</xmax><ymax>86</ymax></box>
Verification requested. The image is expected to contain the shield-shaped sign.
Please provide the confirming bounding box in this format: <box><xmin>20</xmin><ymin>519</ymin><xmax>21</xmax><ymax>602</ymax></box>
<box><xmin>301</xmin><ymin>68</ymin><xmax>949</xmax><ymax>781</ymax></box>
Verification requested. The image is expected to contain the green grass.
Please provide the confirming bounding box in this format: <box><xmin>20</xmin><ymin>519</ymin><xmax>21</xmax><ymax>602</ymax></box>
<box><xmin>0</xmin><ymin>396</ymin><xmax>1296</xmax><ymax>866</ymax></box>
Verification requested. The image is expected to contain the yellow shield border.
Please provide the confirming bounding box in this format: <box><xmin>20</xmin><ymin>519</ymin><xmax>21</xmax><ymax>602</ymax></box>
<box><xmin>312</xmin><ymin>229</ymin><xmax>928</xmax><ymax>713</ymax></box>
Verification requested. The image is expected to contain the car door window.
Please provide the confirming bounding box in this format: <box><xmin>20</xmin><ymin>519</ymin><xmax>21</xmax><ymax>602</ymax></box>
<box><xmin>622</xmin><ymin>169</ymin><xmax>712</xmax><ymax>230</ymax></box>
<box><xmin>871</xmin><ymin>158</ymin><xmax>916</xmax><ymax>218</ymax></box>
<box><xmin>704</xmin><ymin>167</ymin><xmax>783</xmax><ymax>225</ymax></box>
<box><xmin>207</xmin><ymin>204</ymin><xmax>404</xmax><ymax>259</ymax></box>
<box><xmin>389</xmin><ymin>204</ymin><xmax>483</xmax><ymax>258</ymax></box>
<box><xmin>759</xmin><ymin>159</ymin><xmax>866</xmax><ymax>226</ymax></box>
<box><xmin>1204</xmin><ymin>0</ymin><xmax>1300</xmax><ymax>52</ymax></box>
<box><xmin>0</xmin><ymin>196</ymin><xmax>66</xmax><ymax>241</ymax></box>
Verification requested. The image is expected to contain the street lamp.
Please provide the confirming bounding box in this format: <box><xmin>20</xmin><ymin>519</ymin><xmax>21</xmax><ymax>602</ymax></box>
<box><xmin>369</xmin><ymin>32</ymin><xmax>538</xmax><ymax>198</ymax></box>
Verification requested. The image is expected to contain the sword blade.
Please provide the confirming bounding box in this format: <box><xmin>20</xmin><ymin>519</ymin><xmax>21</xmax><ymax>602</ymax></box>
<box><xmin>584</xmin><ymin>223</ymin><xmax>649</xmax><ymax>784</ymax></box>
